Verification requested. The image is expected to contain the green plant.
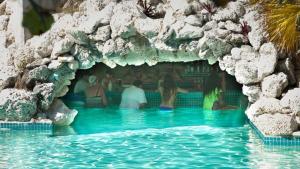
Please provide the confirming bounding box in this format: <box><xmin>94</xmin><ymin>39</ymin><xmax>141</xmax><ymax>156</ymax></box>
<box><xmin>251</xmin><ymin>0</ymin><xmax>300</xmax><ymax>55</ymax></box>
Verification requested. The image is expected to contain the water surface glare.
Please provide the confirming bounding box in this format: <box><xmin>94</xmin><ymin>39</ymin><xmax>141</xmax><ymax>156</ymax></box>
<box><xmin>1</xmin><ymin>107</ymin><xmax>300</xmax><ymax>168</ymax></box>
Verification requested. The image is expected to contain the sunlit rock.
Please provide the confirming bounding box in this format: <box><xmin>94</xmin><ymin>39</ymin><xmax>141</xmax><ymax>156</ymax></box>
<box><xmin>257</xmin><ymin>42</ymin><xmax>278</xmax><ymax>80</ymax></box>
<box><xmin>242</xmin><ymin>85</ymin><xmax>261</xmax><ymax>103</ymax></box>
<box><xmin>261</xmin><ymin>73</ymin><xmax>288</xmax><ymax>98</ymax></box>
<box><xmin>79</xmin><ymin>2</ymin><xmax>115</xmax><ymax>34</ymax></box>
<box><xmin>246</xmin><ymin>97</ymin><xmax>291</xmax><ymax>120</ymax></box>
<box><xmin>47</xmin><ymin>99</ymin><xmax>78</xmax><ymax>126</ymax></box>
<box><xmin>253</xmin><ymin>113</ymin><xmax>298</xmax><ymax>136</ymax></box>
<box><xmin>51</xmin><ymin>38</ymin><xmax>75</xmax><ymax>59</ymax></box>
<box><xmin>89</xmin><ymin>25</ymin><xmax>111</xmax><ymax>42</ymax></box>
<box><xmin>184</xmin><ymin>15</ymin><xmax>204</xmax><ymax>27</ymax></box>
<box><xmin>212</xmin><ymin>1</ymin><xmax>245</xmax><ymax>22</ymax></box>
<box><xmin>243</xmin><ymin>9</ymin><xmax>265</xmax><ymax>50</ymax></box>
<box><xmin>280</xmin><ymin>88</ymin><xmax>300</xmax><ymax>115</ymax></box>
<box><xmin>134</xmin><ymin>18</ymin><xmax>162</xmax><ymax>39</ymax></box>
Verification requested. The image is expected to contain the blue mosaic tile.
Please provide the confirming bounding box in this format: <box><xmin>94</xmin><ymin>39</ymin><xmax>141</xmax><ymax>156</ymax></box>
<box><xmin>249</xmin><ymin>120</ymin><xmax>300</xmax><ymax>146</ymax></box>
<box><xmin>0</xmin><ymin>121</ymin><xmax>53</xmax><ymax>133</ymax></box>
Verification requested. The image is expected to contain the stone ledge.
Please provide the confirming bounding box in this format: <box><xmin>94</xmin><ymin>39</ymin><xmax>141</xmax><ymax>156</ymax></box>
<box><xmin>249</xmin><ymin>120</ymin><xmax>300</xmax><ymax>146</ymax></box>
<box><xmin>0</xmin><ymin>121</ymin><xmax>53</xmax><ymax>132</ymax></box>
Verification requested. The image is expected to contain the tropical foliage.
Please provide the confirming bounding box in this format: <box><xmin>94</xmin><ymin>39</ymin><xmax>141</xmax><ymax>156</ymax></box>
<box><xmin>251</xmin><ymin>0</ymin><xmax>300</xmax><ymax>56</ymax></box>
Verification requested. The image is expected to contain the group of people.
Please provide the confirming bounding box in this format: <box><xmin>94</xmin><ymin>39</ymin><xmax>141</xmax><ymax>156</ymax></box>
<box><xmin>73</xmin><ymin>67</ymin><xmax>236</xmax><ymax>111</ymax></box>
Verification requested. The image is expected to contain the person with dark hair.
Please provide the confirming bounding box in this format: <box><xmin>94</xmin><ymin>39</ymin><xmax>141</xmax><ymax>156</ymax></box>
<box><xmin>101</xmin><ymin>69</ymin><xmax>114</xmax><ymax>91</ymax></box>
<box><xmin>203</xmin><ymin>65</ymin><xmax>236</xmax><ymax>110</ymax></box>
<box><xmin>158</xmin><ymin>74</ymin><xmax>188</xmax><ymax>110</ymax></box>
<box><xmin>84</xmin><ymin>75</ymin><xmax>107</xmax><ymax>108</ymax></box>
<box><xmin>120</xmin><ymin>79</ymin><xmax>147</xmax><ymax>109</ymax></box>
<box><xmin>203</xmin><ymin>69</ymin><xmax>224</xmax><ymax>110</ymax></box>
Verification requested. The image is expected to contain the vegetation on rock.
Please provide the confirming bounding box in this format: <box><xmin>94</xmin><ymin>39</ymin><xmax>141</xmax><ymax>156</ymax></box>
<box><xmin>251</xmin><ymin>0</ymin><xmax>300</xmax><ymax>56</ymax></box>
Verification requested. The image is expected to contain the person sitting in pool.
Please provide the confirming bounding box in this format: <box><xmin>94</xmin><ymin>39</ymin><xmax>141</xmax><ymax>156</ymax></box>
<box><xmin>203</xmin><ymin>67</ymin><xmax>236</xmax><ymax>110</ymax></box>
<box><xmin>101</xmin><ymin>70</ymin><xmax>114</xmax><ymax>92</ymax></box>
<box><xmin>158</xmin><ymin>74</ymin><xmax>188</xmax><ymax>110</ymax></box>
<box><xmin>84</xmin><ymin>75</ymin><xmax>107</xmax><ymax>107</ymax></box>
<box><xmin>120</xmin><ymin>80</ymin><xmax>147</xmax><ymax>109</ymax></box>
<box><xmin>73</xmin><ymin>74</ymin><xmax>89</xmax><ymax>96</ymax></box>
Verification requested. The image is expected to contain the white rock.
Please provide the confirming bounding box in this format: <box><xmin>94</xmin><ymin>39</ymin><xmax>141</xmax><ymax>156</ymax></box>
<box><xmin>226</xmin><ymin>34</ymin><xmax>245</xmax><ymax>44</ymax></box>
<box><xmin>261</xmin><ymin>73</ymin><xmax>288</xmax><ymax>98</ymax></box>
<box><xmin>0</xmin><ymin>15</ymin><xmax>9</xmax><ymax>31</ymax></box>
<box><xmin>31</xmin><ymin>33</ymin><xmax>55</xmax><ymax>58</ymax></box>
<box><xmin>252</xmin><ymin>113</ymin><xmax>297</xmax><ymax>136</ymax></box>
<box><xmin>242</xmin><ymin>85</ymin><xmax>261</xmax><ymax>102</ymax></box>
<box><xmin>110</xmin><ymin>1</ymin><xmax>141</xmax><ymax>39</ymax></box>
<box><xmin>0</xmin><ymin>89</ymin><xmax>37</xmax><ymax>121</ymax></box>
<box><xmin>244</xmin><ymin>10</ymin><xmax>265</xmax><ymax>50</ymax></box>
<box><xmin>47</xmin><ymin>99</ymin><xmax>78</xmax><ymax>126</ymax></box>
<box><xmin>134</xmin><ymin>18</ymin><xmax>162</xmax><ymax>38</ymax></box>
<box><xmin>246</xmin><ymin>97</ymin><xmax>292</xmax><ymax>120</ymax></box>
<box><xmin>169</xmin><ymin>0</ymin><xmax>191</xmax><ymax>15</ymax></box>
<box><xmin>218</xmin><ymin>55</ymin><xmax>236</xmax><ymax>75</ymax></box>
<box><xmin>51</xmin><ymin>38</ymin><xmax>74</xmax><ymax>59</ymax></box>
<box><xmin>68</xmin><ymin>60</ymin><xmax>79</xmax><ymax>70</ymax></box>
<box><xmin>257</xmin><ymin>42</ymin><xmax>278</xmax><ymax>79</ymax></box>
<box><xmin>89</xmin><ymin>25</ymin><xmax>111</xmax><ymax>42</ymax></box>
<box><xmin>57</xmin><ymin>55</ymin><xmax>75</xmax><ymax>63</ymax></box>
<box><xmin>80</xmin><ymin>2</ymin><xmax>115</xmax><ymax>34</ymax></box>
<box><xmin>184</xmin><ymin>15</ymin><xmax>203</xmax><ymax>26</ymax></box>
<box><xmin>203</xmin><ymin>20</ymin><xmax>218</xmax><ymax>31</ymax></box>
<box><xmin>48</xmin><ymin>60</ymin><xmax>63</xmax><ymax>70</ymax></box>
<box><xmin>212</xmin><ymin>1</ymin><xmax>245</xmax><ymax>22</ymax></box>
<box><xmin>177</xmin><ymin>24</ymin><xmax>204</xmax><ymax>40</ymax></box>
<box><xmin>235</xmin><ymin>60</ymin><xmax>259</xmax><ymax>84</ymax></box>
<box><xmin>225</xmin><ymin>20</ymin><xmax>242</xmax><ymax>33</ymax></box>
<box><xmin>280</xmin><ymin>88</ymin><xmax>300</xmax><ymax>115</ymax></box>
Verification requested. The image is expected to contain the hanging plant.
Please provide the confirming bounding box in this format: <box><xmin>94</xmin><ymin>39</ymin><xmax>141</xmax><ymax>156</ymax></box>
<box><xmin>137</xmin><ymin>0</ymin><xmax>163</xmax><ymax>19</ymax></box>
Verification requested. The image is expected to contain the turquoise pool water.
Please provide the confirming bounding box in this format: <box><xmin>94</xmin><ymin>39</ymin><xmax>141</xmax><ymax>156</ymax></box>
<box><xmin>1</xmin><ymin>107</ymin><xmax>300</xmax><ymax>168</ymax></box>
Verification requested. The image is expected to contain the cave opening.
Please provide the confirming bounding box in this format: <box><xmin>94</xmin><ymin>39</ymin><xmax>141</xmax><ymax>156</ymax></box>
<box><xmin>56</xmin><ymin>61</ymin><xmax>248</xmax><ymax>135</ymax></box>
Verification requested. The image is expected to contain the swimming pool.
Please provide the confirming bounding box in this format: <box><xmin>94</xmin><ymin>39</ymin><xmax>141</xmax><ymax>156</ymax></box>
<box><xmin>1</xmin><ymin>107</ymin><xmax>300</xmax><ymax>168</ymax></box>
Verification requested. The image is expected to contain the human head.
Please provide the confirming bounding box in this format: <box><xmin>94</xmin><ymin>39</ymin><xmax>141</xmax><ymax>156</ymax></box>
<box><xmin>105</xmin><ymin>70</ymin><xmax>113</xmax><ymax>78</ymax></box>
<box><xmin>88</xmin><ymin>75</ymin><xmax>97</xmax><ymax>85</ymax></box>
<box><xmin>162</xmin><ymin>74</ymin><xmax>176</xmax><ymax>89</ymax></box>
<box><xmin>133</xmin><ymin>80</ymin><xmax>143</xmax><ymax>88</ymax></box>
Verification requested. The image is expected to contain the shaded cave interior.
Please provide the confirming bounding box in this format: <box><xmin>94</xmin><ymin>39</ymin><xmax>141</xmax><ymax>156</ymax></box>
<box><xmin>64</xmin><ymin>61</ymin><xmax>248</xmax><ymax>109</ymax></box>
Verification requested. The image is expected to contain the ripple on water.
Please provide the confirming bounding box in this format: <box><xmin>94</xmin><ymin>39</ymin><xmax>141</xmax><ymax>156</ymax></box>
<box><xmin>1</xmin><ymin>125</ymin><xmax>300</xmax><ymax>168</ymax></box>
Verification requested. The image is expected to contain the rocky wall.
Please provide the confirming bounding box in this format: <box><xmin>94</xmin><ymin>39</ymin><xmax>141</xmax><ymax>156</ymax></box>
<box><xmin>0</xmin><ymin>0</ymin><xmax>299</xmax><ymax>135</ymax></box>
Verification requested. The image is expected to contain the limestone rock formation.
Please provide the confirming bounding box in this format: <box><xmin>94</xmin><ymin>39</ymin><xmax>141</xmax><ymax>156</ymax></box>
<box><xmin>280</xmin><ymin>88</ymin><xmax>300</xmax><ymax>115</ymax></box>
<box><xmin>253</xmin><ymin>113</ymin><xmax>298</xmax><ymax>136</ymax></box>
<box><xmin>0</xmin><ymin>89</ymin><xmax>37</xmax><ymax>121</ymax></box>
<box><xmin>261</xmin><ymin>73</ymin><xmax>288</xmax><ymax>98</ymax></box>
<box><xmin>47</xmin><ymin>99</ymin><xmax>78</xmax><ymax>126</ymax></box>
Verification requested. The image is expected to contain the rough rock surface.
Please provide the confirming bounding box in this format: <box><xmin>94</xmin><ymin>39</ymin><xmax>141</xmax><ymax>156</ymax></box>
<box><xmin>0</xmin><ymin>89</ymin><xmax>37</xmax><ymax>121</ymax></box>
<box><xmin>242</xmin><ymin>84</ymin><xmax>261</xmax><ymax>103</ymax></box>
<box><xmin>253</xmin><ymin>113</ymin><xmax>298</xmax><ymax>136</ymax></box>
<box><xmin>280</xmin><ymin>88</ymin><xmax>300</xmax><ymax>115</ymax></box>
<box><xmin>261</xmin><ymin>73</ymin><xmax>288</xmax><ymax>98</ymax></box>
<box><xmin>33</xmin><ymin>83</ymin><xmax>55</xmax><ymax>111</ymax></box>
<box><xmin>47</xmin><ymin>99</ymin><xmax>78</xmax><ymax>126</ymax></box>
<box><xmin>246</xmin><ymin>97</ymin><xmax>291</xmax><ymax>120</ymax></box>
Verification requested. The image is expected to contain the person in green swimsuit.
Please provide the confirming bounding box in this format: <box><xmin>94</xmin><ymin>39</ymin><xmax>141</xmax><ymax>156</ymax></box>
<box><xmin>203</xmin><ymin>66</ymin><xmax>238</xmax><ymax>110</ymax></box>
